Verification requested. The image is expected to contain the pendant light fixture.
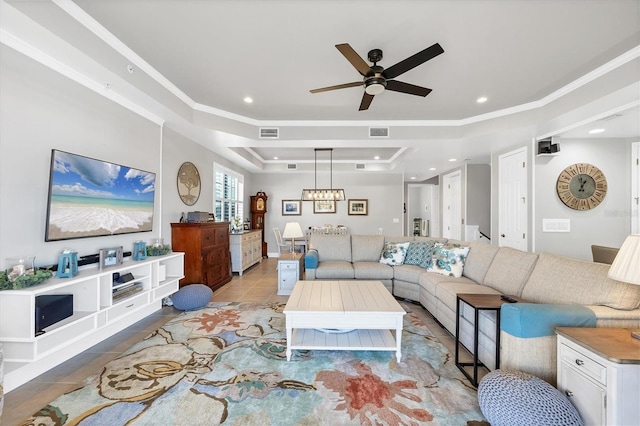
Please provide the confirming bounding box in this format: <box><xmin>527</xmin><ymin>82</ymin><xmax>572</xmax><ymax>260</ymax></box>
<box><xmin>301</xmin><ymin>148</ymin><xmax>346</xmax><ymax>201</ymax></box>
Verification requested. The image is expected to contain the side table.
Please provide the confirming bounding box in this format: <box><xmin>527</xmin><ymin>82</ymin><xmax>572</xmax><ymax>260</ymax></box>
<box><xmin>455</xmin><ymin>293</ymin><xmax>524</xmax><ymax>387</ymax></box>
<box><xmin>277</xmin><ymin>253</ymin><xmax>303</xmax><ymax>295</ymax></box>
<box><xmin>556</xmin><ymin>327</ymin><xmax>640</xmax><ymax>425</ymax></box>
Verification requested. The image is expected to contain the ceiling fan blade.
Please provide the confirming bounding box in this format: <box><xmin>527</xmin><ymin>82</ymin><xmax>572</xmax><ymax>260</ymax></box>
<box><xmin>336</xmin><ymin>43</ymin><xmax>371</xmax><ymax>76</ymax></box>
<box><xmin>310</xmin><ymin>81</ymin><xmax>363</xmax><ymax>93</ymax></box>
<box><xmin>382</xmin><ymin>43</ymin><xmax>444</xmax><ymax>80</ymax></box>
<box><xmin>359</xmin><ymin>93</ymin><xmax>374</xmax><ymax>111</ymax></box>
<box><xmin>386</xmin><ymin>80</ymin><xmax>432</xmax><ymax>97</ymax></box>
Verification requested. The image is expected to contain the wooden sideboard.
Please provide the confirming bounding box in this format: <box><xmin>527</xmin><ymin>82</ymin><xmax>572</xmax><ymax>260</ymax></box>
<box><xmin>171</xmin><ymin>222</ymin><xmax>232</xmax><ymax>290</ymax></box>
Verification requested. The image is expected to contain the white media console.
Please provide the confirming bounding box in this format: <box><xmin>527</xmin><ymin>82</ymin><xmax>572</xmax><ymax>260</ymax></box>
<box><xmin>0</xmin><ymin>252</ymin><xmax>184</xmax><ymax>392</ymax></box>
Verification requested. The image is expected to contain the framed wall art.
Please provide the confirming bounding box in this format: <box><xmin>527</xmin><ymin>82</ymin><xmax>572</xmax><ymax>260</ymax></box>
<box><xmin>177</xmin><ymin>162</ymin><xmax>201</xmax><ymax>206</ymax></box>
<box><xmin>282</xmin><ymin>199</ymin><xmax>302</xmax><ymax>216</ymax></box>
<box><xmin>313</xmin><ymin>200</ymin><xmax>336</xmax><ymax>214</ymax></box>
<box><xmin>348</xmin><ymin>199</ymin><xmax>368</xmax><ymax>215</ymax></box>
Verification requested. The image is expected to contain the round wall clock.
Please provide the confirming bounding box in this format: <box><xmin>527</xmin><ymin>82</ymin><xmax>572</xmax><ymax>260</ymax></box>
<box><xmin>556</xmin><ymin>163</ymin><xmax>607</xmax><ymax>210</ymax></box>
<box><xmin>177</xmin><ymin>162</ymin><xmax>201</xmax><ymax>206</ymax></box>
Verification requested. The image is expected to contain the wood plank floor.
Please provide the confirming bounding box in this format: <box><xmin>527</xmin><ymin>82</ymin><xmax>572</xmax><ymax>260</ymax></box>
<box><xmin>1</xmin><ymin>258</ymin><xmax>457</xmax><ymax>425</ymax></box>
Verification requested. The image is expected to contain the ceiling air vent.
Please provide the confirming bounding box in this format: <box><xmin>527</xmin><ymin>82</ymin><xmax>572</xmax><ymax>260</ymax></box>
<box><xmin>286</xmin><ymin>163</ymin><xmax>297</xmax><ymax>170</ymax></box>
<box><xmin>259</xmin><ymin>127</ymin><xmax>279</xmax><ymax>139</ymax></box>
<box><xmin>355</xmin><ymin>163</ymin><xmax>366</xmax><ymax>170</ymax></box>
<box><xmin>369</xmin><ymin>127</ymin><xmax>389</xmax><ymax>138</ymax></box>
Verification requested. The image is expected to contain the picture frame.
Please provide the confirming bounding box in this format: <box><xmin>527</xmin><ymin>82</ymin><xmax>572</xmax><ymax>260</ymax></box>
<box><xmin>243</xmin><ymin>223</ymin><xmax>250</xmax><ymax>230</ymax></box>
<box><xmin>313</xmin><ymin>200</ymin><xmax>336</xmax><ymax>214</ymax></box>
<box><xmin>99</xmin><ymin>246</ymin><xmax>123</xmax><ymax>270</ymax></box>
<box><xmin>177</xmin><ymin>162</ymin><xmax>201</xmax><ymax>206</ymax></box>
<box><xmin>282</xmin><ymin>199</ymin><xmax>302</xmax><ymax>216</ymax></box>
<box><xmin>348</xmin><ymin>199</ymin><xmax>368</xmax><ymax>215</ymax></box>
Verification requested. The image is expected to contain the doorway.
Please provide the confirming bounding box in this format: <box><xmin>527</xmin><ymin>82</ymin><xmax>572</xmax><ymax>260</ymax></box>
<box><xmin>498</xmin><ymin>147</ymin><xmax>528</xmax><ymax>250</ymax></box>
<box><xmin>442</xmin><ymin>170</ymin><xmax>462</xmax><ymax>240</ymax></box>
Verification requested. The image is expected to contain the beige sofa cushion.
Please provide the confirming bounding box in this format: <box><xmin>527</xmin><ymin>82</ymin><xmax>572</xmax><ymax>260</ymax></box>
<box><xmin>418</xmin><ymin>271</ymin><xmax>477</xmax><ymax>297</ymax></box>
<box><xmin>309</xmin><ymin>234</ymin><xmax>352</xmax><ymax>262</ymax></box>
<box><xmin>414</xmin><ymin>236</ymin><xmax>448</xmax><ymax>244</ymax></box>
<box><xmin>435</xmin><ymin>281</ymin><xmax>502</xmax><ymax>313</ymax></box>
<box><xmin>463</xmin><ymin>241</ymin><xmax>500</xmax><ymax>284</ymax></box>
<box><xmin>351</xmin><ymin>235</ymin><xmax>385</xmax><ymax>262</ymax></box>
<box><xmin>384</xmin><ymin>235</ymin><xmax>412</xmax><ymax>244</ymax></box>
<box><xmin>483</xmin><ymin>247</ymin><xmax>539</xmax><ymax>296</ymax></box>
<box><xmin>393</xmin><ymin>264</ymin><xmax>425</xmax><ymax>283</ymax></box>
<box><xmin>521</xmin><ymin>253</ymin><xmax>640</xmax><ymax>310</ymax></box>
<box><xmin>353</xmin><ymin>262</ymin><xmax>394</xmax><ymax>280</ymax></box>
<box><xmin>315</xmin><ymin>260</ymin><xmax>354</xmax><ymax>279</ymax></box>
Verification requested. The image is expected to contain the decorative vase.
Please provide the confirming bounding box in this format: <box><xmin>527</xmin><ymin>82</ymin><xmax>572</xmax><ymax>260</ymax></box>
<box><xmin>133</xmin><ymin>241</ymin><xmax>147</xmax><ymax>260</ymax></box>
<box><xmin>56</xmin><ymin>251</ymin><xmax>78</xmax><ymax>278</ymax></box>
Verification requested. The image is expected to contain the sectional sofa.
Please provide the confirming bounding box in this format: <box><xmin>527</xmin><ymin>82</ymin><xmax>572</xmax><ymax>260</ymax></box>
<box><xmin>304</xmin><ymin>233</ymin><xmax>640</xmax><ymax>385</ymax></box>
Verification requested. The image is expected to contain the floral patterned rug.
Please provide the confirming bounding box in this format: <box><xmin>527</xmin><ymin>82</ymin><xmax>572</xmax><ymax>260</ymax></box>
<box><xmin>22</xmin><ymin>302</ymin><xmax>486</xmax><ymax>425</ymax></box>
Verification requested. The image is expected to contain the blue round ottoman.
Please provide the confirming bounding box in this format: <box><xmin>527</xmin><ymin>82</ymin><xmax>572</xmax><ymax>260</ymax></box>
<box><xmin>171</xmin><ymin>284</ymin><xmax>213</xmax><ymax>311</ymax></box>
<box><xmin>478</xmin><ymin>370</ymin><xmax>583</xmax><ymax>426</ymax></box>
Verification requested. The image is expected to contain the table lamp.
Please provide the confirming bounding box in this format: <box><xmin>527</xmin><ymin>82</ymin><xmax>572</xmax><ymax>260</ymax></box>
<box><xmin>282</xmin><ymin>222</ymin><xmax>304</xmax><ymax>254</ymax></box>
<box><xmin>607</xmin><ymin>234</ymin><xmax>640</xmax><ymax>339</ymax></box>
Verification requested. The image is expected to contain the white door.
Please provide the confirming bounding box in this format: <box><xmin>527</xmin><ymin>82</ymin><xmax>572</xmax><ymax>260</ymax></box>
<box><xmin>430</xmin><ymin>185</ymin><xmax>440</xmax><ymax>237</ymax></box>
<box><xmin>442</xmin><ymin>170</ymin><xmax>462</xmax><ymax>239</ymax></box>
<box><xmin>633</xmin><ymin>142</ymin><xmax>639</xmax><ymax>234</ymax></box>
<box><xmin>498</xmin><ymin>147</ymin><xmax>528</xmax><ymax>250</ymax></box>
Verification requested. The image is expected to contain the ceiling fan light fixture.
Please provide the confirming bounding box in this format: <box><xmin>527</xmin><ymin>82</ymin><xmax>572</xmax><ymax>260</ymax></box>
<box><xmin>365</xmin><ymin>77</ymin><xmax>386</xmax><ymax>95</ymax></box>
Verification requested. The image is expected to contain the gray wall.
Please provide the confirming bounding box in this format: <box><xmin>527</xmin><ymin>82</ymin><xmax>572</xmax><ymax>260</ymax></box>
<box><xmin>249</xmin><ymin>172</ymin><xmax>404</xmax><ymax>256</ymax></box>
<box><xmin>160</xmin><ymin>127</ymin><xmax>252</xmax><ymax>242</ymax></box>
<box><xmin>0</xmin><ymin>45</ymin><xmax>252</xmax><ymax>269</ymax></box>
<box><xmin>0</xmin><ymin>46</ymin><xmax>161</xmax><ymax>268</ymax></box>
<box><xmin>466</xmin><ymin>164</ymin><xmax>491</xmax><ymax>237</ymax></box>
<box><xmin>534</xmin><ymin>138</ymin><xmax>632</xmax><ymax>260</ymax></box>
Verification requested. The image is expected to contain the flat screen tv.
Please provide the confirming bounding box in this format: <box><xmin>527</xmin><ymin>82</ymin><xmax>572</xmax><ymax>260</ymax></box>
<box><xmin>45</xmin><ymin>149</ymin><xmax>156</xmax><ymax>241</ymax></box>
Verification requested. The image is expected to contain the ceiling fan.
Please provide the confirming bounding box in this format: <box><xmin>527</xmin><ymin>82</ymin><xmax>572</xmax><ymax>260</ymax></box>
<box><xmin>310</xmin><ymin>42</ymin><xmax>444</xmax><ymax>111</ymax></box>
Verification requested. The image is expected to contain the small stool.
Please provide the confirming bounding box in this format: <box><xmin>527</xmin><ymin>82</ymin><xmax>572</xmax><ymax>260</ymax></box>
<box><xmin>171</xmin><ymin>284</ymin><xmax>213</xmax><ymax>311</ymax></box>
<box><xmin>478</xmin><ymin>369</ymin><xmax>583</xmax><ymax>426</ymax></box>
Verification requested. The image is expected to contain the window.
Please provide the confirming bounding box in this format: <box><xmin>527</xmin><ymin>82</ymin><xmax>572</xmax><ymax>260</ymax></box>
<box><xmin>214</xmin><ymin>164</ymin><xmax>244</xmax><ymax>222</ymax></box>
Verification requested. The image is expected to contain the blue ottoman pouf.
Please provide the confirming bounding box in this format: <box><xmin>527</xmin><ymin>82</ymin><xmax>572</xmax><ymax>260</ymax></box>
<box><xmin>171</xmin><ymin>284</ymin><xmax>213</xmax><ymax>311</ymax></box>
<box><xmin>478</xmin><ymin>370</ymin><xmax>583</xmax><ymax>426</ymax></box>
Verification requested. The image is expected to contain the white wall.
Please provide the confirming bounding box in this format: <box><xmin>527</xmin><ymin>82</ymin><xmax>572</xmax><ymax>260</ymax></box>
<box><xmin>534</xmin><ymin>138</ymin><xmax>632</xmax><ymax>260</ymax></box>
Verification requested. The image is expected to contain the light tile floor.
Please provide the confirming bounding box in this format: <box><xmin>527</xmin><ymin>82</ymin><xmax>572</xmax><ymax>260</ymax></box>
<box><xmin>2</xmin><ymin>258</ymin><xmax>462</xmax><ymax>425</ymax></box>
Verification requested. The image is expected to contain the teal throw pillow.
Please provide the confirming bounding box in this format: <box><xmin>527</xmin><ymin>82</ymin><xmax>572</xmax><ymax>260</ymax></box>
<box><xmin>404</xmin><ymin>241</ymin><xmax>435</xmax><ymax>269</ymax></box>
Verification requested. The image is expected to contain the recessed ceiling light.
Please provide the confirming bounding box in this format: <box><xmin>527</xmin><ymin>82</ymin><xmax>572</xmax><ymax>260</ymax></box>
<box><xmin>273</xmin><ymin>156</ymin><xmax>278</xmax><ymax>160</ymax></box>
<box><xmin>477</xmin><ymin>97</ymin><xmax>488</xmax><ymax>103</ymax></box>
<box><xmin>448</xmin><ymin>158</ymin><xmax>457</xmax><ymax>162</ymax></box>
<box><xmin>429</xmin><ymin>167</ymin><xmax>436</xmax><ymax>171</ymax></box>
<box><xmin>374</xmin><ymin>156</ymin><xmax>380</xmax><ymax>160</ymax></box>
<box><xmin>243</xmin><ymin>97</ymin><xmax>253</xmax><ymax>103</ymax></box>
<box><xmin>410</xmin><ymin>176</ymin><xmax>416</xmax><ymax>180</ymax></box>
<box><xmin>589</xmin><ymin>128</ymin><xmax>605</xmax><ymax>134</ymax></box>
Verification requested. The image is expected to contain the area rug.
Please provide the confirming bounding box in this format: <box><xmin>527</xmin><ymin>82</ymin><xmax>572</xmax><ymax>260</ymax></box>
<box><xmin>22</xmin><ymin>302</ymin><xmax>486</xmax><ymax>425</ymax></box>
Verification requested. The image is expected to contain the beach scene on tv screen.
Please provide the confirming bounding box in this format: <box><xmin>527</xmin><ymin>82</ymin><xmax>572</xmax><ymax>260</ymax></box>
<box><xmin>46</xmin><ymin>150</ymin><xmax>155</xmax><ymax>241</ymax></box>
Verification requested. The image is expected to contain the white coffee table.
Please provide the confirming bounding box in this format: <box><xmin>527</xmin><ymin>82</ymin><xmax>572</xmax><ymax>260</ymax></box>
<box><xmin>283</xmin><ymin>280</ymin><xmax>406</xmax><ymax>361</ymax></box>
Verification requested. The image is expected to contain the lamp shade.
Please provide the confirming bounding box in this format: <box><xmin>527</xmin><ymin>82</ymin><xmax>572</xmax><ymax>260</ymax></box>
<box><xmin>282</xmin><ymin>222</ymin><xmax>304</xmax><ymax>239</ymax></box>
<box><xmin>608</xmin><ymin>234</ymin><xmax>640</xmax><ymax>285</ymax></box>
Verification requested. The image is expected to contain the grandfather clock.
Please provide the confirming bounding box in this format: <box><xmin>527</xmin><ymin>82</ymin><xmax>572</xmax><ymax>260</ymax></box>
<box><xmin>250</xmin><ymin>192</ymin><xmax>268</xmax><ymax>257</ymax></box>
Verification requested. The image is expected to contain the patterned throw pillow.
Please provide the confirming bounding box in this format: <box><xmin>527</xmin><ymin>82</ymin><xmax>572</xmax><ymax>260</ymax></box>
<box><xmin>404</xmin><ymin>241</ymin><xmax>435</xmax><ymax>269</ymax></box>
<box><xmin>379</xmin><ymin>242</ymin><xmax>411</xmax><ymax>266</ymax></box>
<box><xmin>427</xmin><ymin>243</ymin><xmax>470</xmax><ymax>277</ymax></box>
